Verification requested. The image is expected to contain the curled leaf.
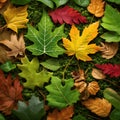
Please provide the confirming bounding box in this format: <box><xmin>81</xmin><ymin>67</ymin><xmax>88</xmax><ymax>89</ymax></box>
<box><xmin>100</xmin><ymin>42</ymin><xmax>119</xmax><ymax>59</ymax></box>
<box><xmin>92</xmin><ymin>68</ymin><xmax>106</xmax><ymax>80</ymax></box>
<box><xmin>82</xmin><ymin>98</ymin><xmax>112</xmax><ymax>117</ymax></box>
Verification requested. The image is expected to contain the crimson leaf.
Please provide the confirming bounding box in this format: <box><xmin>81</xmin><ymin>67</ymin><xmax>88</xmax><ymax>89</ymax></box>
<box><xmin>95</xmin><ymin>64</ymin><xmax>120</xmax><ymax>78</ymax></box>
<box><xmin>49</xmin><ymin>5</ymin><xmax>87</xmax><ymax>25</ymax></box>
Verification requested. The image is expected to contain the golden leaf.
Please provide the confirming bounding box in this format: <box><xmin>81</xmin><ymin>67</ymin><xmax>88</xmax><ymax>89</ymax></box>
<box><xmin>87</xmin><ymin>0</ymin><xmax>105</xmax><ymax>17</ymax></box>
<box><xmin>92</xmin><ymin>68</ymin><xmax>106</xmax><ymax>80</ymax></box>
<box><xmin>3</xmin><ymin>4</ymin><xmax>28</xmax><ymax>32</ymax></box>
<box><xmin>100</xmin><ymin>42</ymin><xmax>119</xmax><ymax>59</ymax></box>
<box><xmin>0</xmin><ymin>33</ymin><xmax>25</xmax><ymax>58</ymax></box>
<box><xmin>87</xmin><ymin>81</ymin><xmax>100</xmax><ymax>95</ymax></box>
<box><xmin>82</xmin><ymin>98</ymin><xmax>112</xmax><ymax>117</ymax></box>
<box><xmin>62</xmin><ymin>21</ymin><xmax>101</xmax><ymax>61</ymax></box>
<box><xmin>47</xmin><ymin>106</ymin><xmax>74</xmax><ymax>120</ymax></box>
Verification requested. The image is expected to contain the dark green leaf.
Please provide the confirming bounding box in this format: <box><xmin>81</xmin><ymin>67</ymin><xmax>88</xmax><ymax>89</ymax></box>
<box><xmin>106</xmin><ymin>0</ymin><xmax>120</xmax><ymax>4</ymax></box>
<box><xmin>45</xmin><ymin>76</ymin><xmax>80</xmax><ymax>109</ymax></box>
<box><xmin>52</xmin><ymin>0</ymin><xmax>69</xmax><ymax>7</ymax></box>
<box><xmin>73</xmin><ymin>0</ymin><xmax>90</xmax><ymax>7</ymax></box>
<box><xmin>103</xmin><ymin>88</ymin><xmax>120</xmax><ymax>110</ymax></box>
<box><xmin>37</xmin><ymin>0</ymin><xmax>54</xmax><ymax>8</ymax></box>
<box><xmin>110</xmin><ymin>109</ymin><xmax>120</xmax><ymax>120</ymax></box>
<box><xmin>0</xmin><ymin>61</ymin><xmax>16</xmax><ymax>72</ymax></box>
<box><xmin>0</xmin><ymin>114</ymin><xmax>5</xmax><ymax>120</ymax></box>
<box><xmin>25</xmin><ymin>10</ymin><xmax>65</xmax><ymax>57</ymax></box>
<box><xmin>13</xmin><ymin>96</ymin><xmax>45</xmax><ymax>120</ymax></box>
<box><xmin>11</xmin><ymin>0</ymin><xmax>31</xmax><ymax>5</ymax></box>
<box><xmin>73</xmin><ymin>114</ymin><xmax>87</xmax><ymax>120</ymax></box>
<box><xmin>40</xmin><ymin>58</ymin><xmax>60</xmax><ymax>71</ymax></box>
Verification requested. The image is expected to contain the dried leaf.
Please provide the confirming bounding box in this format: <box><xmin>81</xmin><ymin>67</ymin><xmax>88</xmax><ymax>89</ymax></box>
<box><xmin>87</xmin><ymin>0</ymin><xmax>105</xmax><ymax>17</ymax></box>
<box><xmin>82</xmin><ymin>98</ymin><xmax>112</xmax><ymax>117</ymax></box>
<box><xmin>3</xmin><ymin>4</ymin><xmax>28</xmax><ymax>32</ymax></box>
<box><xmin>63</xmin><ymin>22</ymin><xmax>101</xmax><ymax>61</ymax></box>
<box><xmin>49</xmin><ymin>5</ymin><xmax>87</xmax><ymax>25</ymax></box>
<box><xmin>100</xmin><ymin>42</ymin><xmax>119</xmax><ymax>59</ymax></box>
<box><xmin>47</xmin><ymin>106</ymin><xmax>74</xmax><ymax>120</ymax></box>
<box><xmin>95</xmin><ymin>64</ymin><xmax>120</xmax><ymax>78</ymax></box>
<box><xmin>81</xmin><ymin>90</ymin><xmax>90</xmax><ymax>100</ymax></box>
<box><xmin>87</xmin><ymin>81</ymin><xmax>100</xmax><ymax>95</ymax></box>
<box><xmin>0</xmin><ymin>0</ymin><xmax>7</xmax><ymax>9</ymax></box>
<box><xmin>0</xmin><ymin>70</ymin><xmax>23</xmax><ymax>115</ymax></box>
<box><xmin>92</xmin><ymin>68</ymin><xmax>106</xmax><ymax>80</ymax></box>
<box><xmin>0</xmin><ymin>34</ymin><xmax>25</xmax><ymax>58</ymax></box>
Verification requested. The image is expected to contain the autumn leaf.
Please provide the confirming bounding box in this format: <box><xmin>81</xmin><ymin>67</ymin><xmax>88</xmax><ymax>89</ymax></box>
<box><xmin>0</xmin><ymin>34</ymin><xmax>25</xmax><ymax>58</ymax></box>
<box><xmin>3</xmin><ymin>4</ymin><xmax>28</xmax><ymax>32</ymax></box>
<box><xmin>100</xmin><ymin>42</ymin><xmax>119</xmax><ymax>59</ymax></box>
<box><xmin>82</xmin><ymin>98</ymin><xmax>112</xmax><ymax>117</ymax></box>
<box><xmin>87</xmin><ymin>0</ymin><xmax>105</xmax><ymax>17</ymax></box>
<box><xmin>17</xmin><ymin>56</ymin><xmax>52</xmax><ymax>89</ymax></box>
<box><xmin>0</xmin><ymin>0</ymin><xmax>7</xmax><ymax>9</ymax></box>
<box><xmin>62</xmin><ymin>21</ymin><xmax>101</xmax><ymax>61</ymax></box>
<box><xmin>47</xmin><ymin>106</ymin><xmax>74</xmax><ymax>120</ymax></box>
<box><xmin>0</xmin><ymin>70</ymin><xmax>23</xmax><ymax>115</ymax></box>
<box><xmin>49</xmin><ymin>5</ymin><xmax>87</xmax><ymax>25</ymax></box>
<box><xmin>95</xmin><ymin>64</ymin><xmax>120</xmax><ymax>78</ymax></box>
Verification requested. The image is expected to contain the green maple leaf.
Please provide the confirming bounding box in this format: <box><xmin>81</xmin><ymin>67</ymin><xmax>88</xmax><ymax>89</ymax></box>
<box><xmin>13</xmin><ymin>96</ymin><xmax>45</xmax><ymax>120</ymax></box>
<box><xmin>25</xmin><ymin>10</ymin><xmax>65</xmax><ymax>57</ymax></box>
<box><xmin>45</xmin><ymin>76</ymin><xmax>80</xmax><ymax>109</ymax></box>
<box><xmin>17</xmin><ymin>56</ymin><xmax>52</xmax><ymax>89</ymax></box>
<box><xmin>101</xmin><ymin>5</ymin><xmax>120</xmax><ymax>42</ymax></box>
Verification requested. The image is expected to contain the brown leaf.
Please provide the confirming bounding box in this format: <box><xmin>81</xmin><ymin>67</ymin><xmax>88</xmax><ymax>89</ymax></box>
<box><xmin>82</xmin><ymin>98</ymin><xmax>112</xmax><ymax>117</ymax></box>
<box><xmin>87</xmin><ymin>0</ymin><xmax>105</xmax><ymax>17</ymax></box>
<box><xmin>0</xmin><ymin>33</ymin><xmax>25</xmax><ymax>58</ymax></box>
<box><xmin>87</xmin><ymin>81</ymin><xmax>100</xmax><ymax>95</ymax></box>
<box><xmin>92</xmin><ymin>68</ymin><xmax>106</xmax><ymax>80</ymax></box>
<box><xmin>0</xmin><ymin>0</ymin><xmax>7</xmax><ymax>9</ymax></box>
<box><xmin>81</xmin><ymin>90</ymin><xmax>90</xmax><ymax>100</ymax></box>
<box><xmin>47</xmin><ymin>106</ymin><xmax>74</xmax><ymax>120</ymax></box>
<box><xmin>100</xmin><ymin>42</ymin><xmax>119</xmax><ymax>59</ymax></box>
<box><xmin>0</xmin><ymin>70</ymin><xmax>23</xmax><ymax>115</ymax></box>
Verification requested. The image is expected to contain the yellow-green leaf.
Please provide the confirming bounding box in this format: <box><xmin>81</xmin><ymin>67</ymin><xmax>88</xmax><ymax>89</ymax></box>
<box><xmin>62</xmin><ymin>21</ymin><xmax>101</xmax><ymax>61</ymax></box>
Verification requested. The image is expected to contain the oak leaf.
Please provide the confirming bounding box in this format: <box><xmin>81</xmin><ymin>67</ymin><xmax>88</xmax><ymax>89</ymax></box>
<box><xmin>87</xmin><ymin>0</ymin><xmax>105</xmax><ymax>17</ymax></box>
<box><xmin>0</xmin><ymin>33</ymin><xmax>25</xmax><ymax>58</ymax></box>
<box><xmin>100</xmin><ymin>42</ymin><xmax>119</xmax><ymax>59</ymax></box>
<box><xmin>92</xmin><ymin>68</ymin><xmax>106</xmax><ymax>80</ymax></box>
<box><xmin>49</xmin><ymin>5</ymin><xmax>87</xmax><ymax>25</ymax></box>
<box><xmin>3</xmin><ymin>4</ymin><xmax>28</xmax><ymax>32</ymax></box>
<box><xmin>82</xmin><ymin>98</ymin><xmax>112</xmax><ymax>117</ymax></box>
<box><xmin>0</xmin><ymin>70</ymin><xmax>23</xmax><ymax>115</ymax></box>
<box><xmin>47</xmin><ymin>106</ymin><xmax>74</xmax><ymax>120</ymax></box>
<box><xmin>62</xmin><ymin>21</ymin><xmax>101</xmax><ymax>61</ymax></box>
<box><xmin>95</xmin><ymin>64</ymin><xmax>120</xmax><ymax>78</ymax></box>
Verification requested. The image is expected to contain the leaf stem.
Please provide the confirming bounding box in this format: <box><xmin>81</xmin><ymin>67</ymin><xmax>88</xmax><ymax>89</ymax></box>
<box><xmin>62</xmin><ymin>56</ymin><xmax>74</xmax><ymax>82</ymax></box>
<box><xmin>90</xmin><ymin>15</ymin><xmax>95</xmax><ymax>24</ymax></box>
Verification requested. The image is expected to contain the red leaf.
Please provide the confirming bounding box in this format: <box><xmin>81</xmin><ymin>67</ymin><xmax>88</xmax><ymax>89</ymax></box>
<box><xmin>49</xmin><ymin>5</ymin><xmax>87</xmax><ymax>25</ymax></box>
<box><xmin>0</xmin><ymin>70</ymin><xmax>23</xmax><ymax>115</ymax></box>
<box><xmin>95</xmin><ymin>64</ymin><xmax>120</xmax><ymax>78</ymax></box>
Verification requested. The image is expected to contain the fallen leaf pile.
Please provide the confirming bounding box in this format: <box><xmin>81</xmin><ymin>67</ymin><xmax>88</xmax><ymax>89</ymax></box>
<box><xmin>0</xmin><ymin>0</ymin><xmax>120</xmax><ymax>119</ymax></box>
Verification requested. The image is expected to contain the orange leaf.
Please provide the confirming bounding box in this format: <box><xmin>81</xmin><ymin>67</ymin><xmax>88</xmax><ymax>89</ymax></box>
<box><xmin>47</xmin><ymin>106</ymin><xmax>74</xmax><ymax>120</ymax></box>
<box><xmin>87</xmin><ymin>0</ymin><xmax>105</xmax><ymax>17</ymax></box>
<box><xmin>0</xmin><ymin>70</ymin><xmax>23</xmax><ymax>115</ymax></box>
<box><xmin>0</xmin><ymin>33</ymin><xmax>25</xmax><ymax>58</ymax></box>
<box><xmin>62</xmin><ymin>21</ymin><xmax>101</xmax><ymax>61</ymax></box>
<box><xmin>82</xmin><ymin>98</ymin><xmax>112</xmax><ymax>117</ymax></box>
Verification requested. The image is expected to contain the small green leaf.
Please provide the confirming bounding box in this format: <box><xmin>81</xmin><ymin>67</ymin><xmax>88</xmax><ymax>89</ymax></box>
<box><xmin>0</xmin><ymin>61</ymin><xmax>16</xmax><ymax>72</ymax></box>
<box><xmin>73</xmin><ymin>0</ymin><xmax>90</xmax><ymax>7</ymax></box>
<box><xmin>25</xmin><ymin>10</ymin><xmax>65</xmax><ymax>57</ymax></box>
<box><xmin>52</xmin><ymin>0</ymin><xmax>69</xmax><ymax>7</ymax></box>
<box><xmin>45</xmin><ymin>76</ymin><xmax>80</xmax><ymax>109</ymax></box>
<box><xmin>106</xmin><ymin>0</ymin><xmax>120</xmax><ymax>4</ymax></box>
<box><xmin>0</xmin><ymin>114</ymin><xmax>5</xmax><ymax>120</ymax></box>
<box><xmin>13</xmin><ymin>96</ymin><xmax>45</xmax><ymax>120</ymax></box>
<box><xmin>17</xmin><ymin>56</ymin><xmax>52</xmax><ymax>89</ymax></box>
<box><xmin>110</xmin><ymin>109</ymin><xmax>120</xmax><ymax>120</ymax></box>
<box><xmin>103</xmin><ymin>88</ymin><xmax>120</xmax><ymax>110</ymax></box>
<box><xmin>11</xmin><ymin>0</ymin><xmax>31</xmax><ymax>5</ymax></box>
<box><xmin>37</xmin><ymin>0</ymin><xmax>54</xmax><ymax>8</ymax></box>
<box><xmin>40</xmin><ymin>59</ymin><xmax>60</xmax><ymax>71</ymax></box>
<box><xmin>73</xmin><ymin>114</ymin><xmax>87</xmax><ymax>120</ymax></box>
<box><xmin>101</xmin><ymin>32</ymin><xmax>120</xmax><ymax>42</ymax></box>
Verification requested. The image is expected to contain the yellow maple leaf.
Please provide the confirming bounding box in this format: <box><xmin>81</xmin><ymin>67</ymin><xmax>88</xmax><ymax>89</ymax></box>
<box><xmin>3</xmin><ymin>4</ymin><xmax>28</xmax><ymax>32</ymax></box>
<box><xmin>62</xmin><ymin>21</ymin><xmax>101</xmax><ymax>61</ymax></box>
<box><xmin>87</xmin><ymin>0</ymin><xmax>105</xmax><ymax>17</ymax></box>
